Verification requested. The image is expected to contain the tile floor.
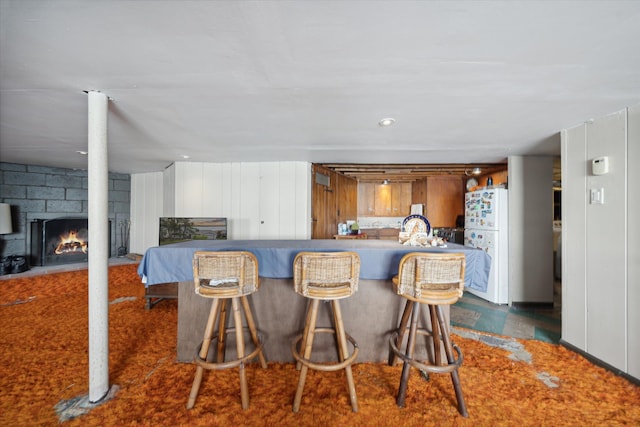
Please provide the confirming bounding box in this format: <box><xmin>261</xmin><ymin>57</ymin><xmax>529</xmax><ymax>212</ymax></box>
<box><xmin>451</xmin><ymin>283</ymin><xmax>562</xmax><ymax>344</ymax></box>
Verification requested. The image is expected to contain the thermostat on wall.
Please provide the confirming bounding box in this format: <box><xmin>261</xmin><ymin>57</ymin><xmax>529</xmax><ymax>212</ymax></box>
<box><xmin>592</xmin><ymin>156</ymin><xmax>609</xmax><ymax>175</ymax></box>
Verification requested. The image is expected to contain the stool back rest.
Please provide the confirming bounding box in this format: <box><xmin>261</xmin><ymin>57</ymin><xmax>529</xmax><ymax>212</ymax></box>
<box><xmin>193</xmin><ymin>251</ymin><xmax>259</xmax><ymax>297</ymax></box>
<box><xmin>395</xmin><ymin>252</ymin><xmax>465</xmax><ymax>300</ymax></box>
<box><xmin>293</xmin><ymin>252</ymin><xmax>360</xmax><ymax>299</ymax></box>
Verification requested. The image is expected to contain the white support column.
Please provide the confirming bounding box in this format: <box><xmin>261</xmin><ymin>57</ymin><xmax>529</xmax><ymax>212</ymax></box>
<box><xmin>87</xmin><ymin>91</ymin><xmax>110</xmax><ymax>403</ymax></box>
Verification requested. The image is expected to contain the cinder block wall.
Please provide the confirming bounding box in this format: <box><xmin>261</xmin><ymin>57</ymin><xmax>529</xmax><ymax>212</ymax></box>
<box><xmin>0</xmin><ymin>162</ymin><xmax>130</xmax><ymax>259</ymax></box>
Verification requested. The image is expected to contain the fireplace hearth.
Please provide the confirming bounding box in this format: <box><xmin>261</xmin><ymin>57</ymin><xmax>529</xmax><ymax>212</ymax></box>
<box><xmin>30</xmin><ymin>218</ymin><xmax>111</xmax><ymax>266</ymax></box>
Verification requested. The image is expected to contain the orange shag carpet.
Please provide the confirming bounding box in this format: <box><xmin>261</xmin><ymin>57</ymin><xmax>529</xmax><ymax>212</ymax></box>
<box><xmin>1</xmin><ymin>264</ymin><xmax>639</xmax><ymax>426</ymax></box>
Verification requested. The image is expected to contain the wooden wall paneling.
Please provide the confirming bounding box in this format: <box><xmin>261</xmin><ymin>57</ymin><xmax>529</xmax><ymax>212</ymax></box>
<box><xmin>336</xmin><ymin>173</ymin><xmax>347</xmax><ymax>225</ymax></box>
<box><xmin>325</xmin><ymin>173</ymin><xmax>337</xmax><ymax>238</ymax></box>
<box><xmin>337</xmin><ymin>173</ymin><xmax>358</xmax><ymax>223</ymax></box>
<box><xmin>478</xmin><ymin>169</ymin><xmax>508</xmax><ymax>187</ymax></box>
<box><xmin>311</xmin><ymin>165</ymin><xmax>325</xmax><ymax>238</ymax></box>
<box><xmin>311</xmin><ymin>165</ymin><xmax>336</xmax><ymax>239</ymax></box>
<box><xmin>411</xmin><ymin>178</ymin><xmax>428</xmax><ymax>209</ymax></box>
<box><xmin>312</xmin><ymin>165</ymin><xmax>358</xmax><ymax>238</ymax></box>
<box><xmin>425</xmin><ymin>176</ymin><xmax>464</xmax><ymax>227</ymax></box>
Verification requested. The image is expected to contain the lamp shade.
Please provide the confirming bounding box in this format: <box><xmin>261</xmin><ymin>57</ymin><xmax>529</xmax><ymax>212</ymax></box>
<box><xmin>0</xmin><ymin>203</ymin><xmax>13</xmax><ymax>234</ymax></box>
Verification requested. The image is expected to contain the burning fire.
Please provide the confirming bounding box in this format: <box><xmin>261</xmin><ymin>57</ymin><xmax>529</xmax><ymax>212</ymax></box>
<box><xmin>54</xmin><ymin>230</ymin><xmax>88</xmax><ymax>255</ymax></box>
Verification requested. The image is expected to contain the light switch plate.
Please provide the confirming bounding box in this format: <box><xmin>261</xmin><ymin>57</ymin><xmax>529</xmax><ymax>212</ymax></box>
<box><xmin>590</xmin><ymin>188</ymin><xmax>605</xmax><ymax>204</ymax></box>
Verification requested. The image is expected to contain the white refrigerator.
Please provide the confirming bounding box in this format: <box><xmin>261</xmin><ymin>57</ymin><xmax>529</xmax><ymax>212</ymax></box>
<box><xmin>464</xmin><ymin>188</ymin><xmax>509</xmax><ymax>304</ymax></box>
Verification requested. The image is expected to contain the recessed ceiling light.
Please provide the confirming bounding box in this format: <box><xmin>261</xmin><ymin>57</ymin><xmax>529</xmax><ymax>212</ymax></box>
<box><xmin>378</xmin><ymin>118</ymin><xmax>395</xmax><ymax>127</ymax></box>
<box><xmin>181</xmin><ymin>155</ymin><xmax>190</xmax><ymax>159</ymax></box>
<box><xmin>76</xmin><ymin>150</ymin><xmax>88</xmax><ymax>155</ymax></box>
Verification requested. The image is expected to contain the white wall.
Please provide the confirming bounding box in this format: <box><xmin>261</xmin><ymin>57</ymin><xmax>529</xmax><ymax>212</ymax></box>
<box><xmin>130</xmin><ymin>171</ymin><xmax>164</xmax><ymax>254</ymax></box>
<box><xmin>129</xmin><ymin>161</ymin><xmax>311</xmax><ymax>254</ymax></box>
<box><xmin>561</xmin><ymin>125</ymin><xmax>587</xmax><ymax>349</ymax></box>
<box><xmin>507</xmin><ymin>155</ymin><xmax>554</xmax><ymax>304</ymax></box>
<box><xmin>562</xmin><ymin>105</ymin><xmax>639</xmax><ymax>380</ymax></box>
<box><xmin>628</xmin><ymin>104</ymin><xmax>640</xmax><ymax>378</ymax></box>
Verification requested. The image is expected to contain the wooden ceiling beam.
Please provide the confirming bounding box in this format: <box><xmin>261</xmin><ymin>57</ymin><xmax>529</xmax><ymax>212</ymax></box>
<box><xmin>319</xmin><ymin>163</ymin><xmax>508</xmax><ymax>182</ymax></box>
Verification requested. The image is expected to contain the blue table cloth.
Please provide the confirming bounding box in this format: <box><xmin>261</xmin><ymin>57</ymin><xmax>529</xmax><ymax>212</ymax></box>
<box><xmin>138</xmin><ymin>239</ymin><xmax>491</xmax><ymax>292</ymax></box>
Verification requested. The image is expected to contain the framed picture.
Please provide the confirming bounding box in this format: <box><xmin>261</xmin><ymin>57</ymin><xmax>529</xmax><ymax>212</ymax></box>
<box><xmin>159</xmin><ymin>217</ymin><xmax>227</xmax><ymax>246</ymax></box>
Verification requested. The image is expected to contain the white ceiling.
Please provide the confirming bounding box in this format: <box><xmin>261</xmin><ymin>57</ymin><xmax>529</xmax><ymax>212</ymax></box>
<box><xmin>1</xmin><ymin>1</ymin><xmax>639</xmax><ymax>175</ymax></box>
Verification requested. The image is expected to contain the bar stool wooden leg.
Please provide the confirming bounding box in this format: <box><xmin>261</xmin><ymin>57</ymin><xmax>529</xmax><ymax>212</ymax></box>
<box><xmin>429</xmin><ymin>304</ymin><xmax>442</xmax><ymax>366</ymax></box>
<box><xmin>217</xmin><ymin>299</ymin><xmax>228</xmax><ymax>363</ymax></box>
<box><xmin>397</xmin><ymin>301</ymin><xmax>420</xmax><ymax>408</ymax></box>
<box><xmin>293</xmin><ymin>299</ymin><xmax>320</xmax><ymax>413</ymax></box>
<box><xmin>389</xmin><ymin>299</ymin><xmax>413</xmax><ymax>366</ymax></box>
<box><xmin>187</xmin><ymin>298</ymin><xmax>221</xmax><ymax>409</ymax></box>
<box><xmin>240</xmin><ymin>296</ymin><xmax>268</xmax><ymax>369</ymax></box>
<box><xmin>332</xmin><ymin>300</ymin><xmax>358</xmax><ymax>412</ymax></box>
<box><xmin>296</xmin><ymin>299</ymin><xmax>314</xmax><ymax>370</ymax></box>
<box><xmin>435</xmin><ymin>305</ymin><xmax>468</xmax><ymax>417</ymax></box>
<box><xmin>230</xmin><ymin>297</ymin><xmax>249</xmax><ymax>410</ymax></box>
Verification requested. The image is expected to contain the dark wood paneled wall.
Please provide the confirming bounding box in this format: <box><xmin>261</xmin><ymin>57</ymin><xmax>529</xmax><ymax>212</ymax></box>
<box><xmin>411</xmin><ymin>176</ymin><xmax>465</xmax><ymax>228</ymax></box>
<box><xmin>311</xmin><ymin>165</ymin><xmax>358</xmax><ymax>239</ymax></box>
<box><xmin>314</xmin><ymin>166</ymin><xmax>508</xmax><ymax>237</ymax></box>
<box><xmin>424</xmin><ymin>176</ymin><xmax>465</xmax><ymax>228</ymax></box>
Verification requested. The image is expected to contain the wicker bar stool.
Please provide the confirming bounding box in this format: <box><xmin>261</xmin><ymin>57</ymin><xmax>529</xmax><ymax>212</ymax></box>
<box><xmin>186</xmin><ymin>251</ymin><xmax>267</xmax><ymax>410</ymax></box>
<box><xmin>291</xmin><ymin>251</ymin><xmax>360</xmax><ymax>412</ymax></box>
<box><xmin>388</xmin><ymin>252</ymin><xmax>468</xmax><ymax>417</ymax></box>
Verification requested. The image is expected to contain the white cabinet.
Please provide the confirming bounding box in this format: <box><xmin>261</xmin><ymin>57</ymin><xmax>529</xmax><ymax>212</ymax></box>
<box><xmin>159</xmin><ymin>161</ymin><xmax>311</xmax><ymax>241</ymax></box>
<box><xmin>129</xmin><ymin>171</ymin><xmax>164</xmax><ymax>254</ymax></box>
<box><xmin>629</xmin><ymin>104</ymin><xmax>640</xmax><ymax>379</ymax></box>
<box><xmin>257</xmin><ymin>162</ymin><xmax>307</xmax><ymax>239</ymax></box>
<box><xmin>562</xmin><ymin>105</ymin><xmax>640</xmax><ymax>380</ymax></box>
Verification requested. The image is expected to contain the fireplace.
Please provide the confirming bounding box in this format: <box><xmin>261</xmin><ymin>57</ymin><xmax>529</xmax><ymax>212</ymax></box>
<box><xmin>30</xmin><ymin>218</ymin><xmax>111</xmax><ymax>266</ymax></box>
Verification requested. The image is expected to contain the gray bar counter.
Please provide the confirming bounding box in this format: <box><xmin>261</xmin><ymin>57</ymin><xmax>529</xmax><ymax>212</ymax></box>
<box><xmin>138</xmin><ymin>239</ymin><xmax>491</xmax><ymax>362</ymax></box>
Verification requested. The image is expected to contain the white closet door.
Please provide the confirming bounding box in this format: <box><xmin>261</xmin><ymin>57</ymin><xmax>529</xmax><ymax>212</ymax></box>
<box><xmin>276</xmin><ymin>163</ymin><xmax>300</xmax><ymax>239</ymax></box>
<box><xmin>174</xmin><ymin>162</ymin><xmax>204</xmax><ymax>217</ymax></box>
<box><xmin>237</xmin><ymin>162</ymin><xmax>261</xmax><ymax>239</ymax></box>
<box><xmin>130</xmin><ymin>171</ymin><xmax>163</xmax><ymax>254</ymax></box>
<box><xmin>258</xmin><ymin>162</ymin><xmax>280</xmax><ymax>239</ymax></box>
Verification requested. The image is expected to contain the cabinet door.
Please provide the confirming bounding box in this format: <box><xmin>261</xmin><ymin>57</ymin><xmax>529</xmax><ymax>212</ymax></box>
<box><xmin>391</xmin><ymin>183</ymin><xmax>411</xmax><ymax>216</ymax></box>
<box><xmin>357</xmin><ymin>182</ymin><xmax>375</xmax><ymax>216</ymax></box>
<box><xmin>358</xmin><ymin>182</ymin><xmax>412</xmax><ymax>217</ymax></box>
<box><xmin>378</xmin><ymin>228</ymin><xmax>399</xmax><ymax>240</ymax></box>
<box><xmin>374</xmin><ymin>184</ymin><xmax>392</xmax><ymax>216</ymax></box>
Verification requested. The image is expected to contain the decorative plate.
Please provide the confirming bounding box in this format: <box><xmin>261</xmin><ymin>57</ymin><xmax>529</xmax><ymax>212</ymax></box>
<box><xmin>466</xmin><ymin>178</ymin><xmax>478</xmax><ymax>191</ymax></box>
<box><xmin>402</xmin><ymin>214</ymin><xmax>431</xmax><ymax>235</ymax></box>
